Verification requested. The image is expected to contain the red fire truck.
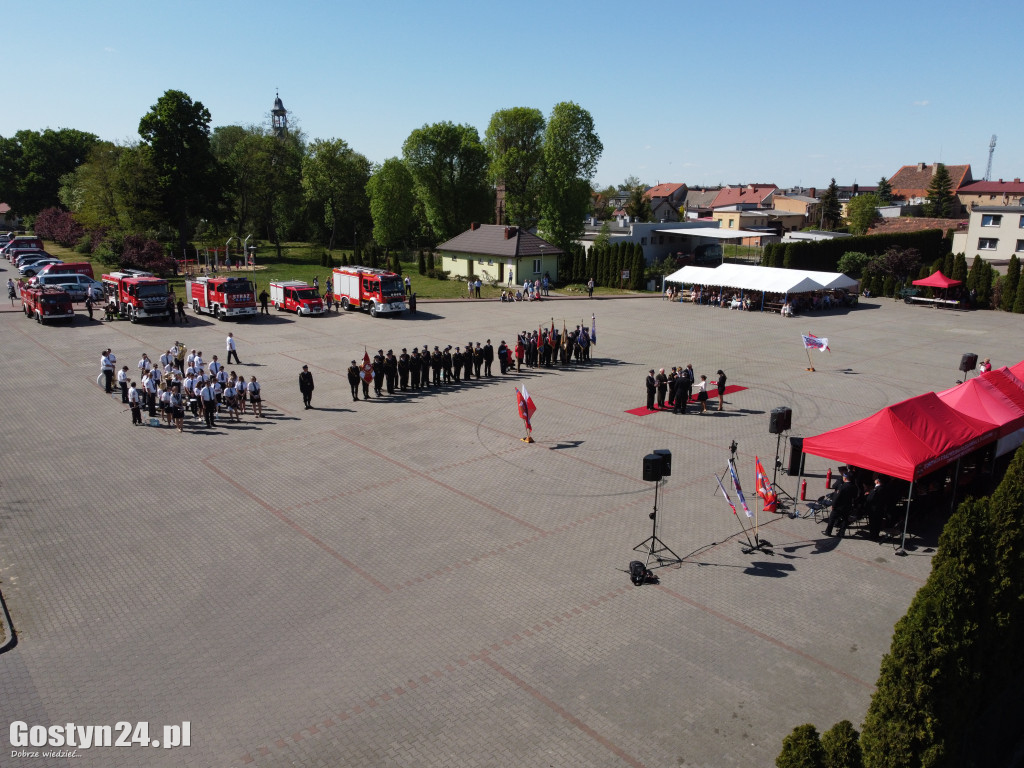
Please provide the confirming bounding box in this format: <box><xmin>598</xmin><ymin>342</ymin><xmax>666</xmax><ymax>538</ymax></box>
<box><xmin>21</xmin><ymin>284</ymin><xmax>75</xmax><ymax>324</ymax></box>
<box><xmin>101</xmin><ymin>271</ymin><xmax>171</xmax><ymax>322</ymax></box>
<box><xmin>269</xmin><ymin>280</ymin><xmax>324</xmax><ymax>316</ymax></box>
<box><xmin>331</xmin><ymin>266</ymin><xmax>406</xmax><ymax>317</ymax></box>
<box><xmin>186</xmin><ymin>275</ymin><xmax>258</xmax><ymax>319</ymax></box>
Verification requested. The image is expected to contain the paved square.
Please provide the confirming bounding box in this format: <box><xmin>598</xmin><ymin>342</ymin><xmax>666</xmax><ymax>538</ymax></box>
<box><xmin>1</xmin><ymin>289</ymin><xmax>1021</xmax><ymax>767</ymax></box>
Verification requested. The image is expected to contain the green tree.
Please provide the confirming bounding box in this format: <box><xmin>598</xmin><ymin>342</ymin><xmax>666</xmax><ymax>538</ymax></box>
<box><xmin>951</xmin><ymin>253</ymin><xmax>968</xmax><ymax>283</ymax></box>
<box><xmin>819</xmin><ymin>179</ymin><xmax>842</xmax><ymax>230</ymax></box>
<box><xmin>835</xmin><ymin>251</ymin><xmax>874</xmax><ymax>277</ymax></box>
<box><xmin>876</xmin><ymin>176</ymin><xmax>893</xmax><ymax>204</ymax></box>
<box><xmin>630</xmin><ymin>246</ymin><xmax>646</xmax><ymax>290</ymax></box>
<box><xmin>1013</xmin><ymin>274</ymin><xmax>1024</xmax><ymax>313</ymax></box>
<box><xmin>624</xmin><ymin>179</ymin><xmax>652</xmax><ymax>222</ymax></box>
<box><xmin>402</xmin><ymin>121</ymin><xmax>492</xmax><ymax>242</ymax></box>
<box><xmin>1000</xmin><ymin>254</ymin><xmax>1020</xmax><ymax>311</ymax></box>
<box><xmin>0</xmin><ymin>127</ymin><xmax>98</xmax><ymax>216</ymax></box>
<box><xmin>978</xmin><ymin>261</ymin><xmax>994</xmax><ymax>307</ymax></box>
<box><xmin>484</xmin><ymin>107</ymin><xmax>545</xmax><ymax>229</ymax></box>
<box><xmin>301</xmin><ymin>138</ymin><xmax>372</xmax><ymax>252</ymax></box>
<box><xmin>418</xmin><ymin>250</ymin><xmax>426</xmax><ymax>275</ymax></box>
<box><xmin>539</xmin><ymin>101</ymin><xmax>602</xmax><ymax>253</ymax></box>
<box><xmin>821</xmin><ymin>721</ymin><xmax>862</xmax><ymax>768</ymax></box>
<box><xmin>138</xmin><ymin>89</ymin><xmax>224</xmax><ymax>252</ymax></box>
<box><xmin>845</xmin><ymin>194</ymin><xmax>880</xmax><ymax>235</ymax></box>
<box><xmin>923</xmin><ymin>163</ymin><xmax>954</xmax><ymax>218</ymax></box>
<box><xmin>777</xmin><ymin>724</ymin><xmax>825</xmax><ymax>768</ymax></box>
<box><xmin>367</xmin><ymin>157</ymin><xmax>416</xmax><ymax>259</ymax></box>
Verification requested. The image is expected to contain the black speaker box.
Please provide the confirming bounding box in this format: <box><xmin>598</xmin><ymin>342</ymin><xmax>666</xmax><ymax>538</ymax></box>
<box><xmin>787</xmin><ymin>436</ymin><xmax>804</xmax><ymax>475</ymax></box>
<box><xmin>653</xmin><ymin>449</ymin><xmax>672</xmax><ymax>477</ymax></box>
<box><xmin>642</xmin><ymin>453</ymin><xmax>663</xmax><ymax>482</ymax></box>
<box><xmin>769</xmin><ymin>406</ymin><xmax>792</xmax><ymax>434</ymax></box>
<box><xmin>959</xmin><ymin>353</ymin><xmax>978</xmax><ymax>373</ymax></box>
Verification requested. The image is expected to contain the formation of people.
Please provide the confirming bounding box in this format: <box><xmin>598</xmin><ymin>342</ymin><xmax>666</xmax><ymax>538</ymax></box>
<box><xmin>644</xmin><ymin>366</ymin><xmax>728</xmax><ymax>415</ymax></box>
<box><xmin>100</xmin><ymin>336</ymin><xmax>263</xmax><ymax>430</ymax></box>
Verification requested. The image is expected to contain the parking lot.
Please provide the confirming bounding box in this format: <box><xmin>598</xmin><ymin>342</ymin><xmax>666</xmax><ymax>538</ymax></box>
<box><xmin>1</xmin><ymin>291</ymin><xmax>1022</xmax><ymax>767</ymax></box>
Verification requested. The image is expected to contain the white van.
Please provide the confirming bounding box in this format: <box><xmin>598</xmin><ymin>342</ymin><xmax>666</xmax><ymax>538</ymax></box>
<box><xmin>33</xmin><ymin>273</ymin><xmax>104</xmax><ymax>301</ymax></box>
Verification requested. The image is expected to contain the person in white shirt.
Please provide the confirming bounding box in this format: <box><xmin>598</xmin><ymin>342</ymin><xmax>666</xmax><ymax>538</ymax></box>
<box><xmin>187</xmin><ymin>350</ymin><xmax>196</xmax><ymax>369</ymax></box>
<box><xmin>198</xmin><ymin>382</ymin><xmax>216</xmax><ymax>427</ymax></box>
<box><xmin>248</xmin><ymin>376</ymin><xmax>262</xmax><ymax>418</ymax></box>
<box><xmin>127</xmin><ymin>382</ymin><xmax>142</xmax><ymax>425</ymax></box>
<box><xmin>169</xmin><ymin>386</ymin><xmax>185</xmax><ymax>432</ymax></box>
<box><xmin>194</xmin><ymin>351</ymin><xmax>205</xmax><ymax>369</ymax></box>
<box><xmin>116</xmin><ymin>366</ymin><xmax>130</xmax><ymax>403</ymax></box>
<box><xmin>144</xmin><ymin>372</ymin><xmax>158</xmax><ymax>417</ymax></box>
<box><xmin>236</xmin><ymin>377</ymin><xmax>248</xmax><ymax>415</ymax></box>
<box><xmin>100</xmin><ymin>350</ymin><xmax>114</xmax><ymax>392</ymax></box>
<box><xmin>223</xmin><ymin>383</ymin><xmax>239</xmax><ymax>421</ymax></box>
<box><xmin>209</xmin><ymin>356</ymin><xmax>222</xmax><ymax>376</ymax></box>
<box><xmin>138</xmin><ymin>354</ymin><xmax>152</xmax><ymax>377</ymax></box>
<box><xmin>160</xmin><ymin>349</ymin><xmax>173</xmax><ymax>369</ymax></box>
<box><xmin>226</xmin><ymin>333</ymin><xmax>240</xmax><ymax>364</ymax></box>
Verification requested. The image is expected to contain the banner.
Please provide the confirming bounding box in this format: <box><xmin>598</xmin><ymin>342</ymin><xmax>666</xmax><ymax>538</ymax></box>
<box><xmin>590</xmin><ymin>314</ymin><xmax>597</xmax><ymax>345</ymax></box>
<box><xmin>728</xmin><ymin>461</ymin><xmax>753</xmax><ymax>517</ymax></box>
<box><xmin>754</xmin><ymin>456</ymin><xmax>778</xmax><ymax>512</ymax></box>
<box><xmin>801</xmin><ymin>333</ymin><xmax>830</xmax><ymax>352</ymax></box>
<box><xmin>361</xmin><ymin>350</ymin><xmax>373</xmax><ymax>383</ymax></box>
<box><xmin>715</xmin><ymin>474</ymin><xmax>738</xmax><ymax>516</ymax></box>
<box><xmin>516</xmin><ymin>386</ymin><xmax>536</xmax><ymax>431</ymax></box>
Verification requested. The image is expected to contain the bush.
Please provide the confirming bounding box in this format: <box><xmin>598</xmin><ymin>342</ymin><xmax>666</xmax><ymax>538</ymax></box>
<box><xmin>820</xmin><ymin>721</ymin><xmax>862</xmax><ymax>768</ymax></box>
<box><xmin>418</xmin><ymin>250</ymin><xmax>426</xmax><ymax>275</ymax></box>
<box><xmin>777</xmin><ymin>724</ymin><xmax>825</xmax><ymax>768</ymax></box>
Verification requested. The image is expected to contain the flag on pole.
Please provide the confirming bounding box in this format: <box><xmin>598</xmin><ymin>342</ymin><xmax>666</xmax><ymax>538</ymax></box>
<box><xmin>754</xmin><ymin>456</ymin><xmax>778</xmax><ymax>513</ymax></box>
<box><xmin>728</xmin><ymin>461</ymin><xmax>753</xmax><ymax>517</ymax></box>
<box><xmin>361</xmin><ymin>349</ymin><xmax>373</xmax><ymax>383</ymax></box>
<box><xmin>515</xmin><ymin>386</ymin><xmax>536</xmax><ymax>432</ymax></box>
<box><xmin>590</xmin><ymin>313</ymin><xmax>597</xmax><ymax>345</ymax></box>
<box><xmin>801</xmin><ymin>333</ymin><xmax>830</xmax><ymax>352</ymax></box>
<box><xmin>549</xmin><ymin>318</ymin><xmax>557</xmax><ymax>348</ymax></box>
<box><xmin>715</xmin><ymin>474</ymin><xmax>738</xmax><ymax>516</ymax></box>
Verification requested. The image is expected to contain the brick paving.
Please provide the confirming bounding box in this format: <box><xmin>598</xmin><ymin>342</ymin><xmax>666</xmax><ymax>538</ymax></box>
<box><xmin>1</xmin><ymin>290</ymin><xmax>1022</xmax><ymax>767</ymax></box>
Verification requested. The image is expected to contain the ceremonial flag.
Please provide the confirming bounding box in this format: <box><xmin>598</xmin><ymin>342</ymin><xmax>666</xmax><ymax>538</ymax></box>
<box><xmin>549</xmin><ymin>318</ymin><xmax>557</xmax><ymax>348</ymax></box>
<box><xmin>590</xmin><ymin>313</ymin><xmax>597</xmax><ymax>345</ymax></box>
<box><xmin>754</xmin><ymin>456</ymin><xmax>778</xmax><ymax>512</ymax></box>
<box><xmin>728</xmin><ymin>461</ymin><xmax>753</xmax><ymax>517</ymax></box>
<box><xmin>515</xmin><ymin>386</ymin><xmax>537</xmax><ymax>431</ymax></box>
<box><xmin>561</xmin><ymin>320</ymin><xmax>568</xmax><ymax>351</ymax></box>
<box><xmin>361</xmin><ymin>350</ymin><xmax>373</xmax><ymax>383</ymax></box>
<box><xmin>715</xmin><ymin>474</ymin><xmax>738</xmax><ymax>516</ymax></box>
<box><xmin>801</xmin><ymin>333</ymin><xmax>830</xmax><ymax>352</ymax></box>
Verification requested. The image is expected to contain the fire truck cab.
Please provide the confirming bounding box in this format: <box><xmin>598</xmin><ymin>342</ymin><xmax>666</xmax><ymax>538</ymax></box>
<box><xmin>101</xmin><ymin>271</ymin><xmax>170</xmax><ymax>323</ymax></box>
<box><xmin>269</xmin><ymin>280</ymin><xmax>324</xmax><ymax>316</ymax></box>
<box><xmin>186</xmin><ymin>275</ymin><xmax>257</xmax><ymax>320</ymax></box>
<box><xmin>331</xmin><ymin>266</ymin><xmax>406</xmax><ymax>317</ymax></box>
<box><xmin>21</xmin><ymin>284</ymin><xmax>75</xmax><ymax>324</ymax></box>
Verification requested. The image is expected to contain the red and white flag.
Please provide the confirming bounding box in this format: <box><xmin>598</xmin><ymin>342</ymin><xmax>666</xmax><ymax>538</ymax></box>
<box><xmin>754</xmin><ymin>456</ymin><xmax>778</xmax><ymax>512</ymax></box>
<box><xmin>801</xmin><ymin>333</ymin><xmax>830</xmax><ymax>352</ymax></box>
<box><xmin>516</xmin><ymin>386</ymin><xmax>537</xmax><ymax>432</ymax></box>
<box><xmin>361</xmin><ymin>350</ymin><xmax>373</xmax><ymax>383</ymax></box>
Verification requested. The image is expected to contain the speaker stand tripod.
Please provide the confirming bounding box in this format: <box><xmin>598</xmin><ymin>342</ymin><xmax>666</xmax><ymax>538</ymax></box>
<box><xmin>771</xmin><ymin>431</ymin><xmax>798</xmax><ymax>509</ymax></box>
<box><xmin>633</xmin><ymin>478</ymin><xmax>683</xmax><ymax>568</ymax></box>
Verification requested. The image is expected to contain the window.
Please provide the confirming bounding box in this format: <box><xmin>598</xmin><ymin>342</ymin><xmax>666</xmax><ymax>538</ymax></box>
<box><xmin>1019</xmin><ymin>215</ymin><xmax>1024</xmax><ymax>228</ymax></box>
<box><xmin>981</xmin><ymin>214</ymin><xmax>1002</xmax><ymax>227</ymax></box>
<box><xmin>978</xmin><ymin>238</ymin><xmax>998</xmax><ymax>250</ymax></box>
<box><xmin>532</xmin><ymin>259</ymin><xmax>541</xmax><ymax>274</ymax></box>
<box><xmin>1017</xmin><ymin>240</ymin><xmax>1024</xmax><ymax>253</ymax></box>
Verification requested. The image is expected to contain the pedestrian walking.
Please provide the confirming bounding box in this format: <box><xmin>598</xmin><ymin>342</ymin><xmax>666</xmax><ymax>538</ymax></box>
<box><xmin>226</xmin><ymin>333</ymin><xmax>241</xmax><ymax>364</ymax></box>
<box><xmin>299</xmin><ymin>365</ymin><xmax>315</xmax><ymax>409</ymax></box>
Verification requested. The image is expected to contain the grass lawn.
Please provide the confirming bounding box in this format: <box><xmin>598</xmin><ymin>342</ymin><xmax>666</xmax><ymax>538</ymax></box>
<box><xmin>35</xmin><ymin>240</ymin><xmax>651</xmax><ymax>300</ymax></box>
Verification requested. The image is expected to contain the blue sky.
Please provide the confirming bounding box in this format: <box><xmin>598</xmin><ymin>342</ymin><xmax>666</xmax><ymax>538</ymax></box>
<box><xmin>6</xmin><ymin>0</ymin><xmax>1022</xmax><ymax>190</ymax></box>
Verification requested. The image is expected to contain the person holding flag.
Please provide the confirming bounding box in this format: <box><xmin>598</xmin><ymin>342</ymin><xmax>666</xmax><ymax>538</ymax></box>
<box><xmin>515</xmin><ymin>385</ymin><xmax>537</xmax><ymax>443</ymax></box>
<box><xmin>360</xmin><ymin>349</ymin><xmax>374</xmax><ymax>399</ymax></box>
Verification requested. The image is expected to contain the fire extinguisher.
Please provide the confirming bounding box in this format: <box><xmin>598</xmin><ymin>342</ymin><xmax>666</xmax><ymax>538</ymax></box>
<box><xmin>825</xmin><ymin>467</ymin><xmax>832</xmax><ymax>488</ymax></box>
<box><xmin>800</xmin><ymin>479</ymin><xmax>807</xmax><ymax>500</ymax></box>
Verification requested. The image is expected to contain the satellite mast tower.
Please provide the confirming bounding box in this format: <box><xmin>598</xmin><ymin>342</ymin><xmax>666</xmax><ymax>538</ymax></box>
<box><xmin>985</xmin><ymin>134</ymin><xmax>997</xmax><ymax>181</ymax></box>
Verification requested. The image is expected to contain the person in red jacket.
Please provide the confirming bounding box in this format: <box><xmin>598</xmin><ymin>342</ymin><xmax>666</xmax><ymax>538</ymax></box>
<box><xmin>514</xmin><ymin>337</ymin><xmax>525</xmax><ymax>373</ymax></box>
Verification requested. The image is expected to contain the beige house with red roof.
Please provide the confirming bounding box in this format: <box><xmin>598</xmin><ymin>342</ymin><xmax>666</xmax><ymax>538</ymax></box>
<box><xmin>436</xmin><ymin>223</ymin><xmax>562</xmax><ymax>285</ymax></box>
<box><xmin>709</xmin><ymin>184</ymin><xmax>777</xmax><ymax>210</ymax></box>
<box><xmin>887</xmin><ymin>163</ymin><xmax>973</xmax><ymax>214</ymax></box>
<box><xmin>957</xmin><ymin>179</ymin><xmax>1024</xmax><ymax>210</ymax></box>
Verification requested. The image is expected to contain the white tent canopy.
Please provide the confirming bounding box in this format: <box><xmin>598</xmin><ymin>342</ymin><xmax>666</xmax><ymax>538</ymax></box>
<box><xmin>655</xmin><ymin>228</ymin><xmax>768</xmax><ymax>240</ymax></box>
<box><xmin>664</xmin><ymin>263</ymin><xmax>858</xmax><ymax>295</ymax></box>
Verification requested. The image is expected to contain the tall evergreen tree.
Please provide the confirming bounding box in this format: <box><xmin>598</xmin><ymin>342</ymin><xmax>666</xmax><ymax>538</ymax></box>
<box><xmin>876</xmin><ymin>176</ymin><xmax>893</xmax><ymax>204</ymax></box>
<box><xmin>777</xmin><ymin>724</ymin><xmax>825</xmax><ymax>768</ymax></box>
<box><xmin>966</xmin><ymin>254</ymin><xmax>984</xmax><ymax>294</ymax></box>
<box><xmin>924</xmin><ymin>163</ymin><xmax>954</xmax><ymax>218</ymax></box>
<box><xmin>951</xmin><ymin>253</ymin><xmax>968</xmax><ymax>283</ymax></box>
<box><xmin>1013</xmin><ymin>274</ymin><xmax>1024</xmax><ymax>314</ymax></box>
<box><xmin>820</xmin><ymin>721</ymin><xmax>862</xmax><ymax>768</ymax></box>
<box><xmin>999</xmin><ymin>254</ymin><xmax>1020</xmax><ymax>311</ymax></box>
<box><xmin>631</xmin><ymin>246</ymin><xmax>646</xmax><ymax>290</ymax></box>
<box><xmin>819</xmin><ymin>178</ymin><xmax>842</xmax><ymax>230</ymax></box>
<box><xmin>978</xmin><ymin>262</ymin><xmax>993</xmax><ymax>307</ymax></box>
<box><xmin>941</xmin><ymin>252</ymin><xmax>954</xmax><ymax>277</ymax></box>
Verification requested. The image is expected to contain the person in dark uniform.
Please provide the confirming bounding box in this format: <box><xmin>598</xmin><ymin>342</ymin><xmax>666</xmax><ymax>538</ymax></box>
<box><xmin>472</xmin><ymin>343</ymin><xmax>483</xmax><ymax>379</ymax></box>
<box><xmin>497</xmin><ymin>341</ymin><xmax>508</xmax><ymax>375</ymax></box>
<box><xmin>384</xmin><ymin>350</ymin><xmax>397</xmax><ymax>394</ymax></box>
<box><xmin>716</xmin><ymin>369</ymin><xmax>728</xmax><ymax>411</ymax></box>
<box><xmin>299</xmin><ymin>365</ymin><xmax>315</xmax><ymax>409</ymax></box>
<box><xmin>347</xmin><ymin>361</ymin><xmax>360</xmax><ymax>402</ymax></box>
<box><xmin>483</xmin><ymin>339</ymin><xmax>494</xmax><ymax>377</ymax></box>
<box><xmin>441</xmin><ymin>346</ymin><xmax>453</xmax><ymax>385</ymax></box>
<box><xmin>372</xmin><ymin>351</ymin><xmax>385</xmax><ymax>396</ymax></box>
<box><xmin>398</xmin><ymin>349</ymin><xmax>410</xmax><ymax>391</ymax></box>
<box><xmin>655</xmin><ymin>368</ymin><xmax>668</xmax><ymax>408</ymax></box>
<box><xmin>259</xmin><ymin>289</ymin><xmax>269</xmax><ymax>314</ymax></box>
<box><xmin>451</xmin><ymin>347</ymin><xmax>462</xmax><ymax>383</ymax></box>
<box><xmin>420</xmin><ymin>345</ymin><xmax>431</xmax><ymax>389</ymax></box>
<box><xmin>673</xmin><ymin>365</ymin><xmax>688</xmax><ymax>414</ymax></box>
<box><xmin>409</xmin><ymin>293</ymin><xmax>416</xmax><ymax>313</ymax></box>
<box><xmin>463</xmin><ymin>342</ymin><xmax>473</xmax><ymax>381</ymax></box>
<box><xmin>177</xmin><ymin>297</ymin><xmax>188</xmax><ymax>323</ymax></box>
<box><xmin>680</xmin><ymin>364</ymin><xmax>694</xmax><ymax>409</ymax></box>
<box><xmin>825</xmin><ymin>473</ymin><xmax>859</xmax><ymax>538</ymax></box>
<box><xmin>431</xmin><ymin>346</ymin><xmax>443</xmax><ymax>386</ymax></box>
<box><xmin>865</xmin><ymin>476</ymin><xmax>889</xmax><ymax>541</ymax></box>
<box><xmin>410</xmin><ymin>348</ymin><xmax>421</xmax><ymax>390</ymax></box>
<box><xmin>645</xmin><ymin>369</ymin><xmax>657</xmax><ymax>411</ymax></box>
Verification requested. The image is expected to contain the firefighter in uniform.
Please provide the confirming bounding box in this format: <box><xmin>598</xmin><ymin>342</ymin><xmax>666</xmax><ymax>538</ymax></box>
<box><xmin>420</xmin><ymin>346</ymin><xmax>431</xmax><ymax>389</ymax></box>
<box><xmin>431</xmin><ymin>346</ymin><xmax>443</xmax><ymax>386</ymax></box>
<box><xmin>372</xmin><ymin>351</ymin><xmax>385</xmax><ymax>396</ymax></box>
<box><xmin>451</xmin><ymin>347</ymin><xmax>462</xmax><ymax>383</ymax></box>
<box><xmin>384</xmin><ymin>350</ymin><xmax>397</xmax><ymax>395</ymax></box>
<box><xmin>441</xmin><ymin>346</ymin><xmax>453</xmax><ymax>385</ymax></box>
<box><xmin>483</xmin><ymin>340</ymin><xmax>494</xmax><ymax>377</ymax></box>
<box><xmin>497</xmin><ymin>341</ymin><xmax>509</xmax><ymax>375</ymax></box>
<box><xmin>463</xmin><ymin>341</ymin><xmax>474</xmax><ymax>381</ymax></box>
<box><xmin>410</xmin><ymin>348</ymin><xmax>421</xmax><ymax>390</ymax></box>
<box><xmin>473</xmin><ymin>343</ymin><xmax>484</xmax><ymax>379</ymax></box>
<box><xmin>398</xmin><ymin>349</ymin><xmax>410</xmax><ymax>391</ymax></box>
<box><xmin>347</xmin><ymin>361</ymin><xmax>360</xmax><ymax>402</ymax></box>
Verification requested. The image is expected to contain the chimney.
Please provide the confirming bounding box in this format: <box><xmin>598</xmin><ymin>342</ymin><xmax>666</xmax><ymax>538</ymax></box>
<box><xmin>809</xmin><ymin>187</ymin><xmax>817</xmax><ymax>198</ymax></box>
<box><xmin>917</xmin><ymin>162</ymin><xmax>926</xmax><ymax>171</ymax></box>
<box><xmin>504</xmin><ymin>226</ymin><xmax>518</xmax><ymax>240</ymax></box>
<box><xmin>1014</xmin><ymin>178</ymin><xmax>1020</xmax><ymax>183</ymax></box>
<box><xmin>470</xmin><ymin>222</ymin><xmax>480</xmax><ymax>230</ymax></box>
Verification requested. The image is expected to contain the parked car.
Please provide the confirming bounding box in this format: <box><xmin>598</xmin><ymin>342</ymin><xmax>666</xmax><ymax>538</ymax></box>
<box><xmin>20</xmin><ymin>258</ymin><xmax>63</xmax><ymax>277</ymax></box>
<box><xmin>43</xmin><ymin>274</ymin><xmax>103</xmax><ymax>301</ymax></box>
<box><xmin>14</xmin><ymin>251</ymin><xmax>53</xmax><ymax>267</ymax></box>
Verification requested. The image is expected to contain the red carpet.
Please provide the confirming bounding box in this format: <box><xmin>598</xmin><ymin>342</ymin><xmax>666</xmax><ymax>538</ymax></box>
<box><xmin>626</xmin><ymin>385</ymin><xmax>748</xmax><ymax>416</ymax></box>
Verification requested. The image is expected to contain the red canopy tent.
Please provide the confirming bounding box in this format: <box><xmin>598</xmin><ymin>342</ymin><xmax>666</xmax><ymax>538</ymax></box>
<box><xmin>912</xmin><ymin>270</ymin><xmax>962</xmax><ymax>289</ymax></box>
<box><xmin>937</xmin><ymin>375</ymin><xmax>1024</xmax><ymax>438</ymax></box>
<box><xmin>1008</xmin><ymin>360</ymin><xmax>1024</xmax><ymax>381</ymax></box>
<box><xmin>801</xmin><ymin>392</ymin><xmax>999</xmax><ymax>552</ymax></box>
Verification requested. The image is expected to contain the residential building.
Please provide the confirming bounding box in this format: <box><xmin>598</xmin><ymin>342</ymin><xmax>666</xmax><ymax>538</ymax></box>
<box><xmin>773</xmin><ymin>194</ymin><xmax>819</xmax><ymax>225</ymax></box>
<box><xmin>681</xmin><ymin>187</ymin><xmax>720</xmax><ymax>219</ymax></box>
<box><xmin>711</xmin><ymin>210</ymin><xmax>773</xmax><ymax>245</ymax></box>
<box><xmin>957</xmin><ymin>179</ymin><xmax>1024</xmax><ymax>210</ymax></box>
<box><xmin>709</xmin><ymin>184</ymin><xmax>777</xmax><ymax>210</ymax></box>
<box><xmin>436</xmin><ymin>223</ymin><xmax>561</xmax><ymax>285</ymax></box>
<box><xmin>577</xmin><ymin>221</ymin><xmax>727</xmax><ymax>264</ymax></box>
<box><xmin>887</xmin><ymin>163</ymin><xmax>973</xmax><ymax>214</ymax></box>
<box><xmin>951</xmin><ymin>206</ymin><xmax>1024</xmax><ymax>262</ymax></box>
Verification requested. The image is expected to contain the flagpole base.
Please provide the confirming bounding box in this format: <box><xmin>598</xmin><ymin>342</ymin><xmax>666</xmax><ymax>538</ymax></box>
<box><xmin>521</xmin><ymin>436</ymin><xmax>534</xmax><ymax>443</ymax></box>
<box><xmin>805</xmin><ymin>367</ymin><xmax>815</xmax><ymax>372</ymax></box>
